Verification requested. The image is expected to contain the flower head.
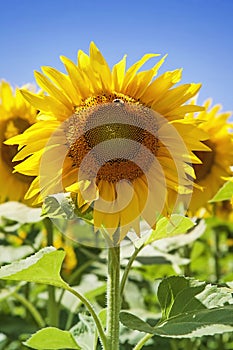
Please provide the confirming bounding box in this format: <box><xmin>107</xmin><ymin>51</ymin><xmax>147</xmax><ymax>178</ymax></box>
<box><xmin>0</xmin><ymin>81</ymin><xmax>38</xmax><ymax>203</ymax></box>
<box><xmin>186</xmin><ymin>99</ymin><xmax>233</xmax><ymax>213</ymax></box>
<box><xmin>6</xmin><ymin>42</ymin><xmax>208</xmax><ymax>242</ymax></box>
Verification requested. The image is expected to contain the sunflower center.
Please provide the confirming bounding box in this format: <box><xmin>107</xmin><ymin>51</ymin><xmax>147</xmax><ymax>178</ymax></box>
<box><xmin>2</xmin><ymin>117</ymin><xmax>34</xmax><ymax>183</ymax></box>
<box><xmin>65</xmin><ymin>94</ymin><xmax>159</xmax><ymax>182</ymax></box>
<box><xmin>193</xmin><ymin>140</ymin><xmax>216</xmax><ymax>181</ymax></box>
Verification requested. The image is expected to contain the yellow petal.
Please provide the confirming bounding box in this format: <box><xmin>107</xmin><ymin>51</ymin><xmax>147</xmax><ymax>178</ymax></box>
<box><xmin>141</xmin><ymin>69</ymin><xmax>183</xmax><ymax>105</ymax></box>
<box><xmin>112</xmin><ymin>54</ymin><xmax>127</xmax><ymax>91</ymax></box>
<box><xmin>60</xmin><ymin>55</ymin><xmax>89</xmax><ymax>99</ymax></box>
<box><xmin>41</xmin><ymin>66</ymin><xmax>80</xmax><ymax>106</ymax></box>
<box><xmin>34</xmin><ymin>71</ymin><xmax>72</xmax><ymax>108</ymax></box>
<box><xmin>121</xmin><ymin>53</ymin><xmax>160</xmax><ymax>92</ymax></box>
<box><xmin>14</xmin><ymin>150</ymin><xmax>43</xmax><ymax>175</ymax></box>
<box><xmin>125</xmin><ymin>54</ymin><xmax>168</xmax><ymax>99</ymax></box>
<box><xmin>0</xmin><ymin>81</ymin><xmax>13</xmax><ymax>110</ymax></box>
<box><xmin>78</xmin><ymin>50</ymin><xmax>101</xmax><ymax>93</ymax></box>
<box><xmin>20</xmin><ymin>89</ymin><xmax>70</xmax><ymax>119</ymax></box>
<box><xmin>89</xmin><ymin>42</ymin><xmax>112</xmax><ymax>91</ymax></box>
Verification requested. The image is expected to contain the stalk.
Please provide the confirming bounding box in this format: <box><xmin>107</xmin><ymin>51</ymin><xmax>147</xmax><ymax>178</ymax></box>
<box><xmin>44</xmin><ymin>218</ymin><xmax>58</xmax><ymax>327</ymax></box>
<box><xmin>106</xmin><ymin>245</ymin><xmax>121</xmax><ymax>350</ymax></box>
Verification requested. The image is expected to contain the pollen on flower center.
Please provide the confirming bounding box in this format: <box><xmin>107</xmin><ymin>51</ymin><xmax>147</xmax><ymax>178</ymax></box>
<box><xmin>65</xmin><ymin>94</ymin><xmax>159</xmax><ymax>183</ymax></box>
<box><xmin>193</xmin><ymin>140</ymin><xmax>216</xmax><ymax>181</ymax></box>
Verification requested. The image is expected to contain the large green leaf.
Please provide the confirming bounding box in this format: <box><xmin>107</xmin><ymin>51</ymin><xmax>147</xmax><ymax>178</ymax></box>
<box><xmin>120</xmin><ymin>276</ymin><xmax>233</xmax><ymax>338</ymax></box>
<box><xmin>145</xmin><ymin>215</ymin><xmax>194</xmax><ymax>245</ymax></box>
<box><xmin>120</xmin><ymin>307</ymin><xmax>233</xmax><ymax>338</ymax></box>
<box><xmin>157</xmin><ymin>276</ymin><xmax>233</xmax><ymax>319</ymax></box>
<box><xmin>0</xmin><ymin>247</ymin><xmax>68</xmax><ymax>289</ymax></box>
<box><xmin>24</xmin><ymin>327</ymin><xmax>81</xmax><ymax>349</ymax></box>
<box><xmin>157</xmin><ymin>276</ymin><xmax>205</xmax><ymax>319</ymax></box>
<box><xmin>209</xmin><ymin>181</ymin><xmax>233</xmax><ymax>202</ymax></box>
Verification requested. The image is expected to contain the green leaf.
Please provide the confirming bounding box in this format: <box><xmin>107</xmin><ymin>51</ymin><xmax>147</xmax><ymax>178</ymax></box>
<box><xmin>136</xmin><ymin>250</ymin><xmax>189</xmax><ymax>267</ymax></box>
<box><xmin>157</xmin><ymin>276</ymin><xmax>233</xmax><ymax>319</ymax></box>
<box><xmin>42</xmin><ymin>194</ymin><xmax>75</xmax><ymax>219</ymax></box>
<box><xmin>120</xmin><ymin>307</ymin><xmax>233</xmax><ymax>338</ymax></box>
<box><xmin>0</xmin><ymin>247</ymin><xmax>68</xmax><ymax>289</ymax></box>
<box><xmin>153</xmin><ymin>219</ymin><xmax>206</xmax><ymax>252</ymax></box>
<box><xmin>209</xmin><ymin>181</ymin><xmax>233</xmax><ymax>202</ymax></box>
<box><xmin>157</xmin><ymin>276</ymin><xmax>205</xmax><ymax>319</ymax></box>
<box><xmin>0</xmin><ymin>201</ymin><xmax>42</xmax><ymax>223</ymax></box>
<box><xmin>145</xmin><ymin>215</ymin><xmax>194</xmax><ymax>245</ymax></box>
<box><xmin>156</xmin><ymin>306</ymin><xmax>233</xmax><ymax>337</ymax></box>
<box><xmin>24</xmin><ymin>327</ymin><xmax>81</xmax><ymax>349</ymax></box>
<box><xmin>120</xmin><ymin>276</ymin><xmax>233</xmax><ymax>338</ymax></box>
<box><xmin>0</xmin><ymin>245</ymin><xmax>34</xmax><ymax>263</ymax></box>
<box><xmin>120</xmin><ymin>312</ymin><xmax>155</xmax><ymax>334</ymax></box>
<box><xmin>41</xmin><ymin>194</ymin><xmax>94</xmax><ymax>238</ymax></box>
<box><xmin>71</xmin><ymin>314</ymin><xmax>95</xmax><ymax>350</ymax></box>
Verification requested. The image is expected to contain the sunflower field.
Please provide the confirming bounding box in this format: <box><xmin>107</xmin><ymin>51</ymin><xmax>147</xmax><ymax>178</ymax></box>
<box><xmin>0</xmin><ymin>42</ymin><xmax>233</xmax><ymax>350</ymax></box>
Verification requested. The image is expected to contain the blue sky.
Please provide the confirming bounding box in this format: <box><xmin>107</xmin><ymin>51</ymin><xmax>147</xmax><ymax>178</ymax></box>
<box><xmin>0</xmin><ymin>0</ymin><xmax>232</xmax><ymax>112</ymax></box>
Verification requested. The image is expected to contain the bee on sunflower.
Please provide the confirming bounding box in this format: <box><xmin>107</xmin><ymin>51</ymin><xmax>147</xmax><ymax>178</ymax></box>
<box><xmin>6</xmin><ymin>42</ymin><xmax>209</xmax><ymax>242</ymax></box>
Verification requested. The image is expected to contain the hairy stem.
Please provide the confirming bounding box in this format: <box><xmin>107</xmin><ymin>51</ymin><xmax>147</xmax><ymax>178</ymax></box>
<box><xmin>106</xmin><ymin>245</ymin><xmax>121</xmax><ymax>350</ymax></box>
<box><xmin>133</xmin><ymin>333</ymin><xmax>153</xmax><ymax>350</ymax></box>
<box><xmin>44</xmin><ymin>218</ymin><xmax>58</xmax><ymax>327</ymax></box>
<box><xmin>13</xmin><ymin>292</ymin><xmax>45</xmax><ymax>328</ymax></box>
<box><xmin>120</xmin><ymin>246</ymin><xmax>142</xmax><ymax>296</ymax></box>
<box><xmin>66</xmin><ymin>285</ymin><xmax>107</xmax><ymax>349</ymax></box>
<box><xmin>213</xmin><ymin>226</ymin><xmax>221</xmax><ymax>283</ymax></box>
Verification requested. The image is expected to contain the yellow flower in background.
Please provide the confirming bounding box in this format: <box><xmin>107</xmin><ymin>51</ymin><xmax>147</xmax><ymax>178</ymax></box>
<box><xmin>6</xmin><ymin>42</ymin><xmax>208</xmax><ymax>241</ymax></box>
<box><xmin>215</xmin><ymin>200</ymin><xmax>233</xmax><ymax>222</ymax></box>
<box><xmin>52</xmin><ymin>235</ymin><xmax>78</xmax><ymax>274</ymax></box>
<box><xmin>187</xmin><ymin>99</ymin><xmax>233</xmax><ymax>213</ymax></box>
<box><xmin>0</xmin><ymin>81</ymin><xmax>38</xmax><ymax>203</ymax></box>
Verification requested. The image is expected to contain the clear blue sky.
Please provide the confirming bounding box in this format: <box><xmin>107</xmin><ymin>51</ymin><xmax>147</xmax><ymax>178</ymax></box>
<box><xmin>0</xmin><ymin>0</ymin><xmax>232</xmax><ymax>112</ymax></box>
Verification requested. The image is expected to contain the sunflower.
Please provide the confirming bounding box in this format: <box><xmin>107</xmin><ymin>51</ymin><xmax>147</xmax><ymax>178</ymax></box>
<box><xmin>186</xmin><ymin>99</ymin><xmax>233</xmax><ymax>213</ymax></box>
<box><xmin>6</xmin><ymin>42</ymin><xmax>208</xmax><ymax>242</ymax></box>
<box><xmin>0</xmin><ymin>81</ymin><xmax>38</xmax><ymax>203</ymax></box>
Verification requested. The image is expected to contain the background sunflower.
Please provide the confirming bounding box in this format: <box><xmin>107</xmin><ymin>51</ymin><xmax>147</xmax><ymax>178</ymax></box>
<box><xmin>187</xmin><ymin>99</ymin><xmax>233</xmax><ymax>213</ymax></box>
<box><xmin>0</xmin><ymin>81</ymin><xmax>38</xmax><ymax>203</ymax></box>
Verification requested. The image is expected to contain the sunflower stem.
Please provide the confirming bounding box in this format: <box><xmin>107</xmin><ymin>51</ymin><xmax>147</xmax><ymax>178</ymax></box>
<box><xmin>44</xmin><ymin>218</ymin><xmax>59</xmax><ymax>327</ymax></box>
<box><xmin>12</xmin><ymin>292</ymin><xmax>45</xmax><ymax>328</ymax></box>
<box><xmin>213</xmin><ymin>226</ymin><xmax>221</xmax><ymax>283</ymax></box>
<box><xmin>106</xmin><ymin>244</ymin><xmax>121</xmax><ymax>350</ymax></box>
<box><xmin>65</xmin><ymin>285</ymin><xmax>107</xmax><ymax>349</ymax></box>
<box><xmin>133</xmin><ymin>333</ymin><xmax>153</xmax><ymax>350</ymax></box>
<box><xmin>120</xmin><ymin>246</ymin><xmax>142</xmax><ymax>296</ymax></box>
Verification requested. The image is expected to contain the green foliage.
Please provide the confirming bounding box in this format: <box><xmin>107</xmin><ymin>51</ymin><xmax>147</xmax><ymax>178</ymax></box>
<box><xmin>120</xmin><ymin>276</ymin><xmax>233</xmax><ymax>338</ymax></box>
<box><xmin>0</xmin><ymin>202</ymin><xmax>42</xmax><ymax>224</ymax></box>
<box><xmin>145</xmin><ymin>215</ymin><xmax>194</xmax><ymax>245</ymax></box>
<box><xmin>210</xmin><ymin>181</ymin><xmax>233</xmax><ymax>202</ymax></box>
<box><xmin>41</xmin><ymin>194</ymin><xmax>75</xmax><ymax>220</ymax></box>
<box><xmin>1</xmin><ymin>201</ymin><xmax>233</xmax><ymax>349</ymax></box>
<box><xmin>71</xmin><ymin>314</ymin><xmax>96</xmax><ymax>350</ymax></box>
<box><xmin>42</xmin><ymin>193</ymin><xmax>94</xmax><ymax>224</ymax></box>
<box><xmin>24</xmin><ymin>327</ymin><xmax>81</xmax><ymax>349</ymax></box>
<box><xmin>0</xmin><ymin>247</ymin><xmax>68</xmax><ymax>289</ymax></box>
